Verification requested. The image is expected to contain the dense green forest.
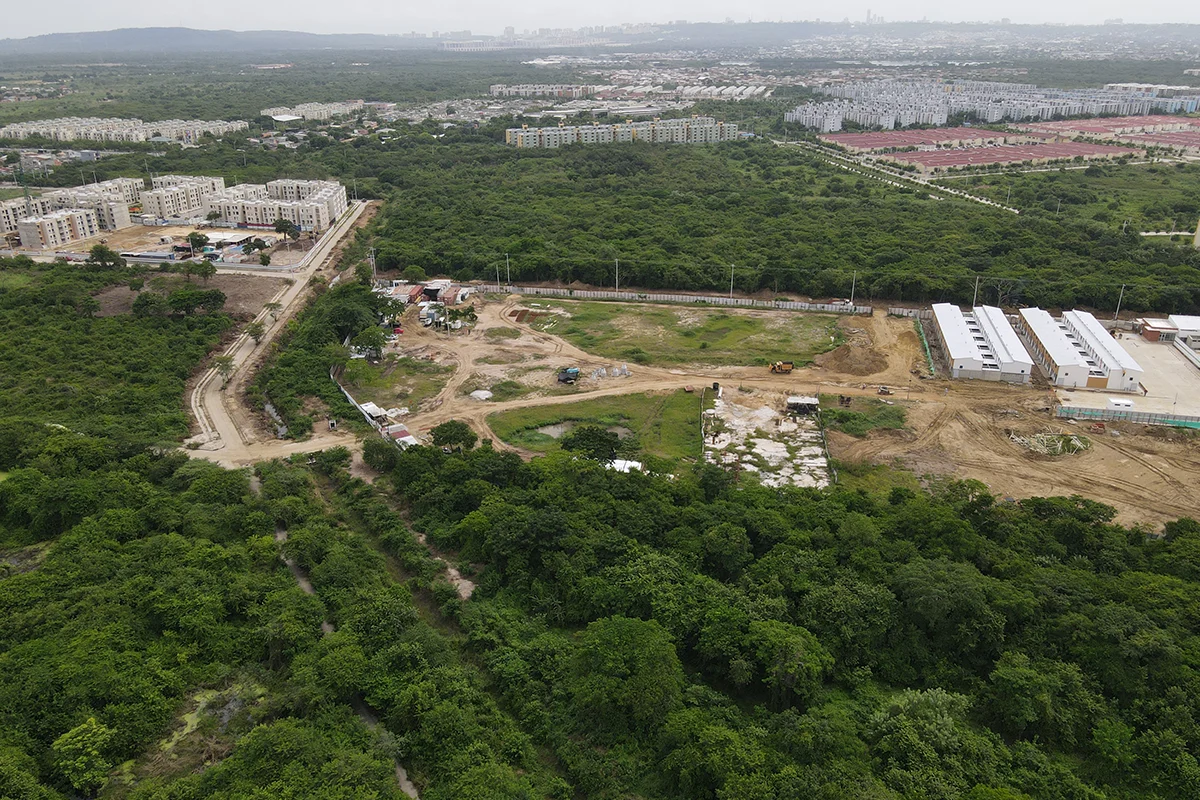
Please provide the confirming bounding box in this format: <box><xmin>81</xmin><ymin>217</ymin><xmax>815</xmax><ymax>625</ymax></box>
<box><xmin>0</xmin><ymin>258</ymin><xmax>568</xmax><ymax>798</ymax></box>
<box><xmin>0</xmin><ymin>257</ymin><xmax>230</xmax><ymax>447</ymax></box>
<box><xmin>354</xmin><ymin>439</ymin><xmax>1200</xmax><ymax>800</ymax></box>
<box><xmin>945</xmin><ymin>162</ymin><xmax>1200</xmax><ymax>234</ymax></box>
<box><xmin>34</xmin><ymin>130</ymin><xmax>1200</xmax><ymax>312</ymax></box>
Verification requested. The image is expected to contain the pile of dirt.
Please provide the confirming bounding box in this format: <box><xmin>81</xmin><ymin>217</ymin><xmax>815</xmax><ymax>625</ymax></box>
<box><xmin>815</xmin><ymin>343</ymin><xmax>888</xmax><ymax>376</ymax></box>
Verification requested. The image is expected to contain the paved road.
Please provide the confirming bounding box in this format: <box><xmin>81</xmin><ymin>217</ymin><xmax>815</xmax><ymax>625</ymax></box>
<box><xmin>187</xmin><ymin>202</ymin><xmax>368</xmax><ymax>467</ymax></box>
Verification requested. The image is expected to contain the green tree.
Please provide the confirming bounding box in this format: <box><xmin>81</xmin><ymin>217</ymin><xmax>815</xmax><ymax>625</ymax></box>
<box><xmin>560</xmin><ymin>424</ymin><xmax>620</xmax><ymax>462</ymax></box>
<box><xmin>52</xmin><ymin>717</ymin><xmax>114</xmax><ymax>796</ymax></box>
<box><xmin>571</xmin><ymin>615</ymin><xmax>684</xmax><ymax>738</ymax></box>
<box><xmin>401</xmin><ymin>265</ymin><xmax>427</xmax><ymax>282</ymax></box>
<box><xmin>131</xmin><ymin>291</ymin><xmax>169</xmax><ymax>317</ymax></box>
<box><xmin>84</xmin><ymin>244</ymin><xmax>124</xmax><ymax>269</ymax></box>
<box><xmin>186</xmin><ymin>232</ymin><xmax>210</xmax><ymax>254</ymax></box>
<box><xmin>260</xmin><ymin>252</ymin><xmax>272</xmax><ymax>266</ymax></box>
<box><xmin>214</xmin><ymin>355</ymin><xmax>235</xmax><ymax>387</ymax></box>
<box><xmin>430</xmin><ymin>420</ymin><xmax>478</xmax><ymax>451</ymax></box>
<box><xmin>246</xmin><ymin>320</ymin><xmax>266</xmax><ymax>344</ymax></box>
<box><xmin>194</xmin><ymin>259</ymin><xmax>217</xmax><ymax>284</ymax></box>
<box><xmin>351</xmin><ymin>326</ymin><xmax>386</xmax><ymax>360</ymax></box>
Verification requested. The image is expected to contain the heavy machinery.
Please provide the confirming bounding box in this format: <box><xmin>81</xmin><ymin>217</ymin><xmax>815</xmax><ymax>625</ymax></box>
<box><xmin>769</xmin><ymin>361</ymin><xmax>794</xmax><ymax>374</ymax></box>
<box><xmin>557</xmin><ymin>367</ymin><xmax>581</xmax><ymax>385</ymax></box>
<box><xmin>878</xmin><ymin>386</ymin><xmax>894</xmax><ymax>395</ymax></box>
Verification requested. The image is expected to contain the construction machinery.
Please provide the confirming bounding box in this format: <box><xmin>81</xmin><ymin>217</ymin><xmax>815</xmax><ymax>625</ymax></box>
<box><xmin>769</xmin><ymin>361</ymin><xmax>794</xmax><ymax>374</ymax></box>
<box><xmin>877</xmin><ymin>386</ymin><xmax>894</xmax><ymax>395</ymax></box>
<box><xmin>557</xmin><ymin>367</ymin><xmax>581</xmax><ymax>385</ymax></box>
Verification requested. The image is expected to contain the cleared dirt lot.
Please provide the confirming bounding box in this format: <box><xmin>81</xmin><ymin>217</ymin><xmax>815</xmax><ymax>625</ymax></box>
<box><xmin>374</xmin><ymin>297</ymin><xmax>1200</xmax><ymax>528</ymax></box>
<box><xmin>95</xmin><ymin>273</ymin><xmax>291</xmax><ymax>317</ymax></box>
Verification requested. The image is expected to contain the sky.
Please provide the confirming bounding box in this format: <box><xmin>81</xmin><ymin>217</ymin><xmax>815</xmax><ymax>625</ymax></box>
<box><xmin>5</xmin><ymin>0</ymin><xmax>1198</xmax><ymax>39</ymax></box>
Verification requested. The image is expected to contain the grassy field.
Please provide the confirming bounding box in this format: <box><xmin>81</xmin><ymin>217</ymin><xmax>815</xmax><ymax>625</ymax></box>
<box><xmin>523</xmin><ymin>300</ymin><xmax>839</xmax><ymax>366</ymax></box>
<box><xmin>488</xmin><ymin>390</ymin><xmax>709</xmax><ymax>462</ymax></box>
<box><xmin>0</xmin><ymin>271</ymin><xmax>33</xmax><ymax>290</ymax></box>
<box><xmin>831</xmin><ymin>460</ymin><xmax>922</xmax><ymax>494</ymax></box>
<box><xmin>0</xmin><ymin>188</ymin><xmax>31</xmax><ymax>201</ymax></box>
<box><xmin>939</xmin><ymin>162</ymin><xmax>1200</xmax><ymax>232</ymax></box>
<box><xmin>341</xmin><ymin>355</ymin><xmax>452</xmax><ymax>411</ymax></box>
<box><xmin>820</xmin><ymin>394</ymin><xmax>907</xmax><ymax>437</ymax></box>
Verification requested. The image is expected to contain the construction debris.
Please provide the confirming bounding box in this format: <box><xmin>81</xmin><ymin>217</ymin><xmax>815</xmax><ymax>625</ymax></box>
<box><xmin>1009</xmin><ymin>430</ymin><xmax>1092</xmax><ymax>456</ymax></box>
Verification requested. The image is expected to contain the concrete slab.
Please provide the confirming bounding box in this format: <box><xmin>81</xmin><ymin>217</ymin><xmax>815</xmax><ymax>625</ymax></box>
<box><xmin>1057</xmin><ymin>336</ymin><xmax>1200</xmax><ymax>416</ymax></box>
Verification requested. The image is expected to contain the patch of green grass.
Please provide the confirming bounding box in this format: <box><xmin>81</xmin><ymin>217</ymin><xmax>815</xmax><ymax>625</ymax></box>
<box><xmin>0</xmin><ymin>471</ymin><xmax>8</xmax><ymax>482</ymax></box>
<box><xmin>483</xmin><ymin>326</ymin><xmax>521</xmax><ymax>340</ymax></box>
<box><xmin>831</xmin><ymin>459</ymin><xmax>922</xmax><ymax>495</ymax></box>
<box><xmin>523</xmin><ymin>300</ymin><xmax>839</xmax><ymax>366</ymax></box>
<box><xmin>0</xmin><ymin>272</ymin><xmax>33</xmax><ymax>290</ymax></box>
<box><xmin>341</xmin><ymin>355</ymin><xmax>452</xmax><ymax>411</ymax></box>
<box><xmin>489</xmin><ymin>380</ymin><xmax>531</xmax><ymax>401</ymax></box>
<box><xmin>489</xmin><ymin>390</ymin><xmax>710</xmax><ymax>461</ymax></box>
<box><xmin>819</xmin><ymin>394</ymin><xmax>907</xmax><ymax>437</ymax></box>
<box><xmin>0</xmin><ymin>188</ymin><xmax>31</xmax><ymax>201</ymax></box>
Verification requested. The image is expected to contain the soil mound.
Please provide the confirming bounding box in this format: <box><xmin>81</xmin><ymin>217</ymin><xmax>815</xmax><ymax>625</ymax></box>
<box><xmin>815</xmin><ymin>343</ymin><xmax>888</xmax><ymax>376</ymax></box>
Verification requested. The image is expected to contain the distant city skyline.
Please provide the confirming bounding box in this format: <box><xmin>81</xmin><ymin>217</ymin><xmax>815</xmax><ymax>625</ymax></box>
<box><xmin>3</xmin><ymin>3</ymin><xmax>1199</xmax><ymax>42</ymax></box>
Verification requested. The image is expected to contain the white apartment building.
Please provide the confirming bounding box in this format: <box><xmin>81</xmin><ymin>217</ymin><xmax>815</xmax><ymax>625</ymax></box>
<box><xmin>0</xmin><ymin>117</ymin><xmax>247</xmax><ymax>143</ymax></box>
<box><xmin>43</xmin><ymin>188</ymin><xmax>132</xmax><ymax>230</ymax></box>
<box><xmin>931</xmin><ymin>303</ymin><xmax>1034</xmax><ymax>382</ymax></box>
<box><xmin>0</xmin><ymin>196</ymin><xmax>56</xmax><ymax>234</ymax></box>
<box><xmin>1016</xmin><ymin>308</ymin><xmax>1143</xmax><ymax>391</ymax></box>
<box><xmin>260</xmin><ymin>101</ymin><xmax>364</xmax><ymax>120</ymax></box>
<box><xmin>786</xmin><ymin>79</ymin><xmax>1200</xmax><ymax>132</ymax></box>
<box><xmin>17</xmin><ymin>208</ymin><xmax>100</xmax><ymax>249</ymax></box>
<box><xmin>506</xmin><ymin>117</ymin><xmax>739</xmax><ymax>148</ymax></box>
<box><xmin>203</xmin><ymin>179</ymin><xmax>347</xmax><ymax>232</ymax></box>
<box><xmin>143</xmin><ymin>176</ymin><xmax>227</xmax><ymax>219</ymax></box>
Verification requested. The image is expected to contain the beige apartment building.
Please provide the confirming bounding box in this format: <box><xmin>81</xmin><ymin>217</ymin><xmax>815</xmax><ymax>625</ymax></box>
<box><xmin>17</xmin><ymin>208</ymin><xmax>100</xmax><ymax>249</ymax></box>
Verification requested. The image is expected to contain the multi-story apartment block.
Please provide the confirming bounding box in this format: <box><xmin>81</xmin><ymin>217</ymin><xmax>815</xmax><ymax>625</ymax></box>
<box><xmin>202</xmin><ymin>180</ymin><xmax>347</xmax><ymax>232</ymax></box>
<box><xmin>143</xmin><ymin>176</ymin><xmax>227</xmax><ymax>219</ymax></box>
<box><xmin>786</xmin><ymin>79</ymin><xmax>1200</xmax><ymax>132</ymax></box>
<box><xmin>42</xmin><ymin>188</ymin><xmax>132</xmax><ymax>230</ymax></box>
<box><xmin>17</xmin><ymin>208</ymin><xmax>100</xmax><ymax>249</ymax></box>
<box><xmin>0</xmin><ymin>196</ymin><xmax>55</xmax><ymax>235</ymax></box>
<box><xmin>506</xmin><ymin>117</ymin><xmax>738</xmax><ymax>148</ymax></box>
<box><xmin>0</xmin><ymin>117</ymin><xmax>247</xmax><ymax>143</ymax></box>
<box><xmin>260</xmin><ymin>101</ymin><xmax>364</xmax><ymax>120</ymax></box>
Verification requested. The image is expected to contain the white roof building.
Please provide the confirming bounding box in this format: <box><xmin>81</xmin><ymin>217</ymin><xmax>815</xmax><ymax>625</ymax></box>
<box><xmin>1168</xmin><ymin>315</ymin><xmax>1200</xmax><ymax>338</ymax></box>
<box><xmin>1061</xmin><ymin>310</ymin><xmax>1143</xmax><ymax>392</ymax></box>
<box><xmin>1017</xmin><ymin>308</ymin><xmax>1142</xmax><ymax>391</ymax></box>
<box><xmin>931</xmin><ymin>303</ymin><xmax>1033</xmax><ymax>382</ymax></box>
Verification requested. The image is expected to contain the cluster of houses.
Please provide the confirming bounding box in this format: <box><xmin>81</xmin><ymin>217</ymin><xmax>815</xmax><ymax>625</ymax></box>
<box><xmin>374</xmin><ymin>279</ymin><xmax>473</xmax><ymax>328</ymax></box>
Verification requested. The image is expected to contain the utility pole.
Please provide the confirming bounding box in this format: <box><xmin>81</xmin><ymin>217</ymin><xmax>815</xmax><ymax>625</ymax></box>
<box><xmin>972</xmin><ymin>275</ymin><xmax>980</xmax><ymax>308</ymax></box>
<box><xmin>615</xmin><ymin>258</ymin><xmax>619</xmax><ymax>292</ymax></box>
<box><xmin>1114</xmin><ymin>284</ymin><xmax>1125</xmax><ymax>321</ymax></box>
<box><xmin>368</xmin><ymin>247</ymin><xmax>377</xmax><ymax>283</ymax></box>
<box><xmin>729</xmin><ymin>264</ymin><xmax>735</xmax><ymax>299</ymax></box>
<box><xmin>495</xmin><ymin>261</ymin><xmax>500</xmax><ymax>287</ymax></box>
<box><xmin>1005</xmin><ymin>185</ymin><xmax>1012</xmax><ymax>205</ymax></box>
<box><xmin>505</xmin><ymin>253</ymin><xmax>510</xmax><ymax>285</ymax></box>
<box><xmin>1056</xmin><ymin>198</ymin><xmax>1062</xmax><ymax>216</ymax></box>
<box><xmin>849</xmin><ymin>270</ymin><xmax>857</xmax><ymax>308</ymax></box>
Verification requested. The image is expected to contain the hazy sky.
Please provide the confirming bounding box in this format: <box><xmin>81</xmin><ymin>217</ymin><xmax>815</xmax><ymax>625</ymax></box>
<box><xmin>5</xmin><ymin>0</ymin><xmax>1197</xmax><ymax>39</ymax></box>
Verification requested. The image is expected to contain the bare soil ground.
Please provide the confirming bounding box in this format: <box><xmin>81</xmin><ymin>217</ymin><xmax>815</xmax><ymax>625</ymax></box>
<box><xmin>390</xmin><ymin>300</ymin><xmax>1200</xmax><ymax>528</ymax></box>
<box><xmin>94</xmin><ymin>273</ymin><xmax>291</xmax><ymax>317</ymax></box>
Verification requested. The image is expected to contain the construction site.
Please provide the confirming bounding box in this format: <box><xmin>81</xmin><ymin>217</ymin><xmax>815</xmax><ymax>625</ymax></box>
<box><xmin>187</xmin><ymin>251</ymin><xmax>1200</xmax><ymax>529</ymax></box>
